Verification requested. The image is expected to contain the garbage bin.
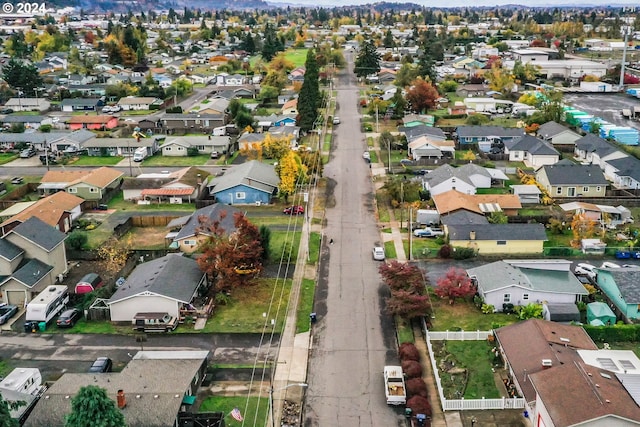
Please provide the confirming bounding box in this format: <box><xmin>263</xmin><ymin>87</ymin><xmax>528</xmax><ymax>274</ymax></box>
<box><xmin>24</xmin><ymin>321</ymin><xmax>34</xmax><ymax>333</ymax></box>
<box><xmin>38</xmin><ymin>322</ymin><xmax>46</xmax><ymax>332</ymax></box>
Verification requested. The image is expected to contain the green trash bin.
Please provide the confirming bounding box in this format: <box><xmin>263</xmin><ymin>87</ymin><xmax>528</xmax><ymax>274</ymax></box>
<box><xmin>38</xmin><ymin>322</ymin><xmax>46</xmax><ymax>332</ymax></box>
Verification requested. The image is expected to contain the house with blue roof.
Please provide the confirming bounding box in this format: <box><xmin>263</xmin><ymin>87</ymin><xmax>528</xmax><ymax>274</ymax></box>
<box><xmin>207</xmin><ymin>160</ymin><xmax>279</xmax><ymax>205</ymax></box>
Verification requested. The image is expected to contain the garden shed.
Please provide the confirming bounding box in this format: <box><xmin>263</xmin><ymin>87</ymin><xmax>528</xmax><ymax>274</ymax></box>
<box><xmin>586</xmin><ymin>302</ymin><xmax>616</xmax><ymax>326</ymax></box>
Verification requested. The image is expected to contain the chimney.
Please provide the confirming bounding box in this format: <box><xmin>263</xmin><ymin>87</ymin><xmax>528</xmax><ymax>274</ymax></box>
<box><xmin>470</xmin><ymin>230</ymin><xmax>476</xmax><ymax>240</ymax></box>
<box><xmin>117</xmin><ymin>389</ymin><xmax>126</xmax><ymax>409</ymax></box>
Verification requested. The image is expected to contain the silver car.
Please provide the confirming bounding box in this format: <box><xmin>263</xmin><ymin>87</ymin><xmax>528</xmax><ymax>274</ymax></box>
<box><xmin>372</xmin><ymin>246</ymin><xmax>385</xmax><ymax>261</ymax></box>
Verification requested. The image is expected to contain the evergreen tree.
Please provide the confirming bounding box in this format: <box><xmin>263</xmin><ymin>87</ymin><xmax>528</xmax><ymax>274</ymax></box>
<box><xmin>416</xmin><ymin>50</ymin><xmax>437</xmax><ymax>84</ymax></box>
<box><xmin>383</xmin><ymin>29</ymin><xmax>395</xmax><ymax>48</ymax></box>
<box><xmin>297</xmin><ymin>49</ymin><xmax>320</xmax><ymax>132</ymax></box>
<box><xmin>2</xmin><ymin>59</ymin><xmax>43</xmax><ymax>96</ymax></box>
<box><xmin>354</xmin><ymin>39</ymin><xmax>380</xmax><ymax>78</ymax></box>
<box><xmin>65</xmin><ymin>386</ymin><xmax>126</xmax><ymax>427</ymax></box>
<box><xmin>240</xmin><ymin>32</ymin><xmax>256</xmax><ymax>54</ymax></box>
<box><xmin>261</xmin><ymin>23</ymin><xmax>278</xmax><ymax>62</ymax></box>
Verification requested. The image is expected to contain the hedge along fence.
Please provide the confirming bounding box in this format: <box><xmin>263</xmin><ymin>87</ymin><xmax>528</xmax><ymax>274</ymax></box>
<box><xmin>584</xmin><ymin>324</ymin><xmax>640</xmax><ymax>343</ymax></box>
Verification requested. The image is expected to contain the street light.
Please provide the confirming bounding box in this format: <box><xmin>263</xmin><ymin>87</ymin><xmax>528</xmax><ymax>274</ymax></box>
<box><xmin>270</xmin><ymin>382</ymin><xmax>307</xmax><ymax>427</ymax></box>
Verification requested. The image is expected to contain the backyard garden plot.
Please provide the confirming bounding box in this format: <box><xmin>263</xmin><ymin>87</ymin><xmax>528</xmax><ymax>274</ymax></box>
<box><xmin>431</xmin><ymin>339</ymin><xmax>501</xmax><ymax>400</ymax></box>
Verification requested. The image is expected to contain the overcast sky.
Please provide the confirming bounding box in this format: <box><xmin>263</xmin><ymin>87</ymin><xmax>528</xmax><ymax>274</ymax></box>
<box><xmin>267</xmin><ymin>0</ymin><xmax>630</xmax><ymax>6</ymax></box>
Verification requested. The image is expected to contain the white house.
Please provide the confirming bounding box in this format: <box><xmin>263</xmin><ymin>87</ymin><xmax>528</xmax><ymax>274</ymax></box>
<box><xmin>423</xmin><ymin>163</ymin><xmax>508</xmax><ymax>196</ymax></box>
<box><xmin>107</xmin><ymin>254</ymin><xmax>206</xmax><ymax>322</ymax></box>
<box><xmin>467</xmin><ymin>259</ymin><xmax>588</xmax><ymax>313</ymax></box>
<box><xmin>117</xmin><ymin>96</ymin><xmax>160</xmax><ymax>111</ymax></box>
<box><xmin>507</xmin><ymin>135</ymin><xmax>560</xmax><ymax>169</ymax></box>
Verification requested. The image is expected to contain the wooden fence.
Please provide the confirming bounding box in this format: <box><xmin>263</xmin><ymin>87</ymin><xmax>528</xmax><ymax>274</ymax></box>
<box><xmin>421</xmin><ymin>320</ymin><xmax>526</xmax><ymax>412</ymax></box>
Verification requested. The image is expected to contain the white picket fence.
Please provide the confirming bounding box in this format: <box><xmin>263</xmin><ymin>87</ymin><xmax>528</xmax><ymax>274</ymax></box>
<box><xmin>422</xmin><ymin>322</ymin><xmax>526</xmax><ymax>411</ymax></box>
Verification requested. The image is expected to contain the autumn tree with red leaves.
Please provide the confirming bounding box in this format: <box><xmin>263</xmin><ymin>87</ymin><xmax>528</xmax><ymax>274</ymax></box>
<box><xmin>197</xmin><ymin>212</ymin><xmax>264</xmax><ymax>293</ymax></box>
<box><xmin>379</xmin><ymin>261</ymin><xmax>432</xmax><ymax>319</ymax></box>
<box><xmin>434</xmin><ymin>267</ymin><xmax>476</xmax><ymax>304</ymax></box>
<box><xmin>405</xmin><ymin>77</ymin><xmax>440</xmax><ymax>114</ymax></box>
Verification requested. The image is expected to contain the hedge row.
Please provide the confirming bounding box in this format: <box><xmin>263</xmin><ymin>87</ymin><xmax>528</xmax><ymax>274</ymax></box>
<box><xmin>584</xmin><ymin>324</ymin><xmax>640</xmax><ymax>342</ymax></box>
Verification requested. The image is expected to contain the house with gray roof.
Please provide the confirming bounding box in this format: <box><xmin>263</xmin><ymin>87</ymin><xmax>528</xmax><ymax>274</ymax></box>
<box><xmin>160</xmin><ymin>113</ymin><xmax>226</xmax><ymax>133</ymax></box>
<box><xmin>107</xmin><ymin>254</ymin><xmax>206</xmax><ymax>322</ymax></box>
<box><xmin>536</xmin><ymin>162</ymin><xmax>608</xmax><ymax>198</ymax></box>
<box><xmin>603</xmin><ymin>156</ymin><xmax>640</xmax><ymax>190</ymax></box>
<box><xmin>573</xmin><ymin>134</ymin><xmax>627</xmax><ymax>170</ymax></box>
<box><xmin>439</xmin><ymin>210</ymin><xmax>489</xmax><ymax>226</ymax></box>
<box><xmin>399</xmin><ymin>124</ymin><xmax>447</xmax><ymax>142</ymax></box>
<box><xmin>0</xmin><ymin>131</ymin><xmax>68</xmax><ymax>151</ymax></box>
<box><xmin>60</xmin><ymin>98</ymin><xmax>103</xmax><ymax>112</ymax></box>
<box><xmin>0</xmin><ymin>115</ymin><xmax>51</xmax><ymax>129</ymax></box>
<box><xmin>423</xmin><ymin>163</ymin><xmax>509</xmax><ymax>196</ymax></box>
<box><xmin>160</xmin><ymin>135</ymin><xmax>231</xmax><ymax>157</ymax></box>
<box><xmin>24</xmin><ymin>350</ymin><xmax>210</xmax><ymax>427</ymax></box>
<box><xmin>49</xmin><ymin>129</ymin><xmax>96</xmax><ymax>153</ymax></box>
<box><xmin>0</xmin><ymin>217</ymin><xmax>67</xmax><ymax>307</ymax></box>
<box><xmin>467</xmin><ymin>260</ymin><xmax>587</xmax><ymax>314</ymax></box>
<box><xmin>167</xmin><ymin>203</ymin><xmax>241</xmax><ymax>253</ymax></box>
<box><xmin>537</xmin><ymin>121</ymin><xmax>580</xmax><ymax>147</ymax></box>
<box><xmin>207</xmin><ymin>160</ymin><xmax>279</xmax><ymax>205</ymax></box>
<box><xmin>455</xmin><ymin>125</ymin><xmax>525</xmax><ymax>152</ymax></box>
<box><xmin>507</xmin><ymin>135</ymin><xmax>559</xmax><ymax>169</ymax></box>
<box><xmin>447</xmin><ymin>223</ymin><xmax>547</xmax><ymax>255</ymax></box>
<box><xmin>596</xmin><ymin>267</ymin><xmax>640</xmax><ymax>321</ymax></box>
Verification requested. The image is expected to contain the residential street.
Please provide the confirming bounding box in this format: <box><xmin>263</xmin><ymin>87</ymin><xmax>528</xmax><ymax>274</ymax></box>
<box><xmin>303</xmin><ymin>53</ymin><xmax>406</xmax><ymax>426</ymax></box>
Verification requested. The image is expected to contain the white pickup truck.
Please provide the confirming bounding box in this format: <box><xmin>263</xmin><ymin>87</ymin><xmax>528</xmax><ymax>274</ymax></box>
<box><xmin>413</xmin><ymin>227</ymin><xmax>445</xmax><ymax>238</ymax></box>
<box><xmin>384</xmin><ymin>365</ymin><xmax>407</xmax><ymax>405</ymax></box>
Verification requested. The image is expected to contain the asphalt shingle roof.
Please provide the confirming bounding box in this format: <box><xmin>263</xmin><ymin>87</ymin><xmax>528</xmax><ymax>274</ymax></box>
<box><xmin>606</xmin><ymin>156</ymin><xmax>640</xmax><ymax>183</ymax></box>
<box><xmin>108</xmin><ymin>254</ymin><xmax>204</xmax><ymax>304</ymax></box>
<box><xmin>574</xmin><ymin>134</ymin><xmax>622</xmax><ymax>158</ymax></box>
<box><xmin>537</xmin><ymin>121</ymin><xmax>575</xmax><ymax>139</ymax></box>
<box><xmin>455</xmin><ymin>125</ymin><xmax>525</xmax><ymax>138</ymax></box>
<box><xmin>509</xmin><ymin>135</ymin><xmax>559</xmax><ymax>156</ymax></box>
<box><xmin>399</xmin><ymin>124</ymin><xmax>446</xmax><ymax>141</ymax></box>
<box><xmin>448</xmin><ymin>223</ymin><xmax>547</xmax><ymax>241</ymax></box>
<box><xmin>174</xmin><ymin>203</ymin><xmax>240</xmax><ymax>240</ymax></box>
<box><xmin>467</xmin><ymin>261</ymin><xmax>587</xmax><ymax>295</ymax></box>
<box><xmin>603</xmin><ymin>268</ymin><xmax>640</xmax><ymax>304</ymax></box>
<box><xmin>0</xmin><ymin>238</ymin><xmax>23</xmax><ymax>261</ymax></box>
<box><xmin>12</xmin><ymin>258</ymin><xmax>53</xmax><ymax>288</ymax></box>
<box><xmin>208</xmin><ymin>160</ymin><xmax>279</xmax><ymax>195</ymax></box>
<box><xmin>539</xmin><ymin>163</ymin><xmax>608</xmax><ymax>185</ymax></box>
<box><xmin>439</xmin><ymin>210</ymin><xmax>489</xmax><ymax>226</ymax></box>
<box><xmin>9</xmin><ymin>217</ymin><xmax>66</xmax><ymax>252</ymax></box>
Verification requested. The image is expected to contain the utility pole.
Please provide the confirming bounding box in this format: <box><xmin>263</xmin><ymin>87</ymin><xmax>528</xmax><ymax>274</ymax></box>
<box><xmin>620</xmin><ymin>26</ymin><xmax>631</xmax><ymax>90</ymax></box>
<box><xmin>44</xmin><ymin>139</ymin><xmax>49</xmax><ymax>171</ymax></box>
<box><xmin>375</xmin><ymin>103</ymin><xmax>379</xmax><ymax>133</ymax></box>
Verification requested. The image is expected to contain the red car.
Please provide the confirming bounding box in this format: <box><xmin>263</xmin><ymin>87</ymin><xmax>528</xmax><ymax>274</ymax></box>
<box><xmin>283</xmin><ymin>205</ymin><xmax>304</xmax><ymax>215</ymax></box>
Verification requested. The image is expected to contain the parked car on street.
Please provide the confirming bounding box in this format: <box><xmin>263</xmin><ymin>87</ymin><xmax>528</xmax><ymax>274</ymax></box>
<box><xmin>0</xmin><ymin>303</ymin><xmax>18</xmax><ymax>325</ymax></box>
<box><xmin>333</xmin><ymin>116</ymin><xmax>340</xmax><ymax>125</ymax></box>
<box><xmin>88</xmin><ymin>357</ymin><xmax>113</xmax><ymax>373</ymax></box>
<box><xmin>10</xmin><ymin>176</ymin><xmax>23</xmax><ymax>184</ymax></box>
<box><xmin>372</xmin><ymin>246</ymin><xmax>385</xmax><ymax>261</ymax></box>
<box><xmin>56</xmin><ymin>308</ymin><xmax>82</xmax><ymax>328</ymax></box>
<box><xmin>283</xmin><ymin>205</ymin><xmax>304</xmax><ymax>215</ymax></box>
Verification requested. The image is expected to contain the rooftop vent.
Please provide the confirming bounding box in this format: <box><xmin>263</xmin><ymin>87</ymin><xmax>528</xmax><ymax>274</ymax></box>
<box><xmin>541</xmin><ymin>359</ymin><xmax>553</xmax><ymax>368</ymax></box>
<box><xmin>560</xmin><ymin>337</ymin><xmax>570</xmax><ymax>343</ymax></box>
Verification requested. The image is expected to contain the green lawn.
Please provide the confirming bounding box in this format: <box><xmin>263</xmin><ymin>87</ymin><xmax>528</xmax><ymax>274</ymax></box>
<box><xmin>296</xmin><ymin>278</ymin><xmax>316</xmax><ymax>333</ymax></box>
<box><xmin>384</xmin><ymin>240</ymin><xmax>397</xmax><ymax>259</ymax></box>
<box><xmin>284</xmin><ymin>48</ymin><xmax>309</xmax><ymax>68</ymax></box>
<box><xmin>475</xmin><ymin>187</ymin><xmax>510</xmax><ymax>195</ymax></box>
<box><xmin>142</xmin><ymin>154</ymin><xmax>211</xmax><ymax>166</ymax></box>
<box><xmin>47</xmin><ymin>318</ymin><xmax>125</xmax><ymax>334</ymax></box>
<box><xmin>269</xmin><ymin>231</ymin><xmax>301</xmax><ymax>263</ymax></box>
<box><xmin>544</xmin><ymin>230</ymin><xmax>573</xmax><ymax>247</ymax></box>
<box><xmin>70</xmin><ymin>155</ymin><xmax>124</xmax><ymax>166</ymax></box>
<box><xmin>376</xmin><ymin>192</ymin><xmax>391</xmax><ymax>223</ymax></box>
<box><xmin>433</xmin><ymin>340</ymin><xmax>501</xmax><ymax>399</ymax></box>
<box><xmin>202</xmin><ymin>278</ymin><xmax>292</xmax><ymax>333</ymax></box>
<box><xmin>406</xmin><ymin>238</ymin><xmax>442</xmax><ymax>259</ymax></box>
<box><xmin>369</xmin><ymin>151</ymin><xmax>379</xmax><ymax>163</ymax></box>
<box><xmin>0</xmin><ymin>153</ymin><xmax>17</xmax><ymax>165</ymax></box>
<box><xmin>0</xmin><ymin>359</ymin><xmax>12</xmax><ymax>377</ymax></box>
<box><xmin>396</xmin><ymin>317</ymin><xmax>414</xmax><ymax>344</ymax></box>
<box><xmin>430</xmin><ymin>297</ymin><xmax>518</xmax><ymax>331</ymax></box>
<box><xmin>199</xmin><ymin>396</ymin><xmax>269</xmax><ymax>426</ymax></box>
<box><xmin>119</xmin><ymin>110</ymin><xmax>153</xmax><ymax>116</ymax></box>
<box><xmin>307</xmin><ymin>232</ymin><xmax>321</xmax><ymax>265</ymax></box>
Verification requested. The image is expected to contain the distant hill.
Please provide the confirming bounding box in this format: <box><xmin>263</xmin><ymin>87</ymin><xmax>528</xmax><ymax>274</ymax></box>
<box><xmin>47</xmin><ymin>0</ymin><xmax>272</xmax><ymax>12</ymax></box>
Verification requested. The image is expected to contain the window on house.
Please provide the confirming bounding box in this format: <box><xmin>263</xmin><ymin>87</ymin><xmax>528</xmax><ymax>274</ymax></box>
<box><xmin>197</xmin><ymin>145</ymin><xmax>205</xmax><ymax>150</ymax></box>
<box><xmin>583</xmin><ymin>186</ymin><xmax>589</xmax><ymax>192</ymax></box>
<box><xmin>68</xmin><ymin>188</ymin><xmax>77</xmax><ymax>193</ymax></box>
<box><xmin>89</xmin><ymin>187</ymin><xmax>97</xmax><ymax>193</ymax></box>
<box><xmin>503</xmin><ymin>294</ymin><xmax>511</xmax><ymax>303</ymax></box>
<box><xmin>523</xmin><ymin>294</ymin><xmax>529</xmax><ymax>300</ymax></box>
<box><xmin>165</xmin><ymin>147</ymin><xmax>171</xmax><ymax>151</ymax></box>
<box><xmin>596</xmin><ymin>186</ymin><xmax>601</xmax><ymax>192</ymax></box>
<box><xmin>513</xmin><ymin>152</ymin><xmax>520</xmax><ymax>159</ymax></box>
<box><xmin>567</xmin><ymin>187</ymin><xmax>576</xmax><ymax>197</ymax></box>
<box><xmin>496</xmin><ymin>241</ymin><xmax>506</xmax><ymax>245</ymax></box>
<box><xmin>177</xmin><ymin>147</ymin><xmax>184</xmax><ymax>150</ymax></box>
<box><xmin>235</xmin><ymin>192</ymin><xmax>246</xmax><ymax>199</ymax></box>
<box><xmin>184</xmin><ymin>240</ymin><xmax>196</xmax><ymax>246</ymax></box>
<box><xmin>556</xmin><ymin>187</ymin><xmax>562</xmax><ymax>195</ymax></box>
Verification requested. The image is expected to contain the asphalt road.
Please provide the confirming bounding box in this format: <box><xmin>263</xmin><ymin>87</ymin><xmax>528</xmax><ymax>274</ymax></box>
<box><xmin>304</xmin><ymin>53</ymin><xmax>406</xmax><ymax>426</ymax></box>
<box><xmin>0</xmin><ymin>333</ymin><xmax>276</xmax><ymax>382</ymax></box>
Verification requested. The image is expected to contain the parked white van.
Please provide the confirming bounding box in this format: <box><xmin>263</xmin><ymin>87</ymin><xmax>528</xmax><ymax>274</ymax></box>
<box><xmin>574</xmin><ymin>263</ymin><xmax>598</xmax><ymax>280</ymax></box>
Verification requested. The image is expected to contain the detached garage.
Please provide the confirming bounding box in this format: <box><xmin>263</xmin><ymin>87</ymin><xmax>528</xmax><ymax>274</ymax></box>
<box><xmin>107</xmin><ymin>254</ymin><xmax>206</xmax><ymax>322</ymax></box>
